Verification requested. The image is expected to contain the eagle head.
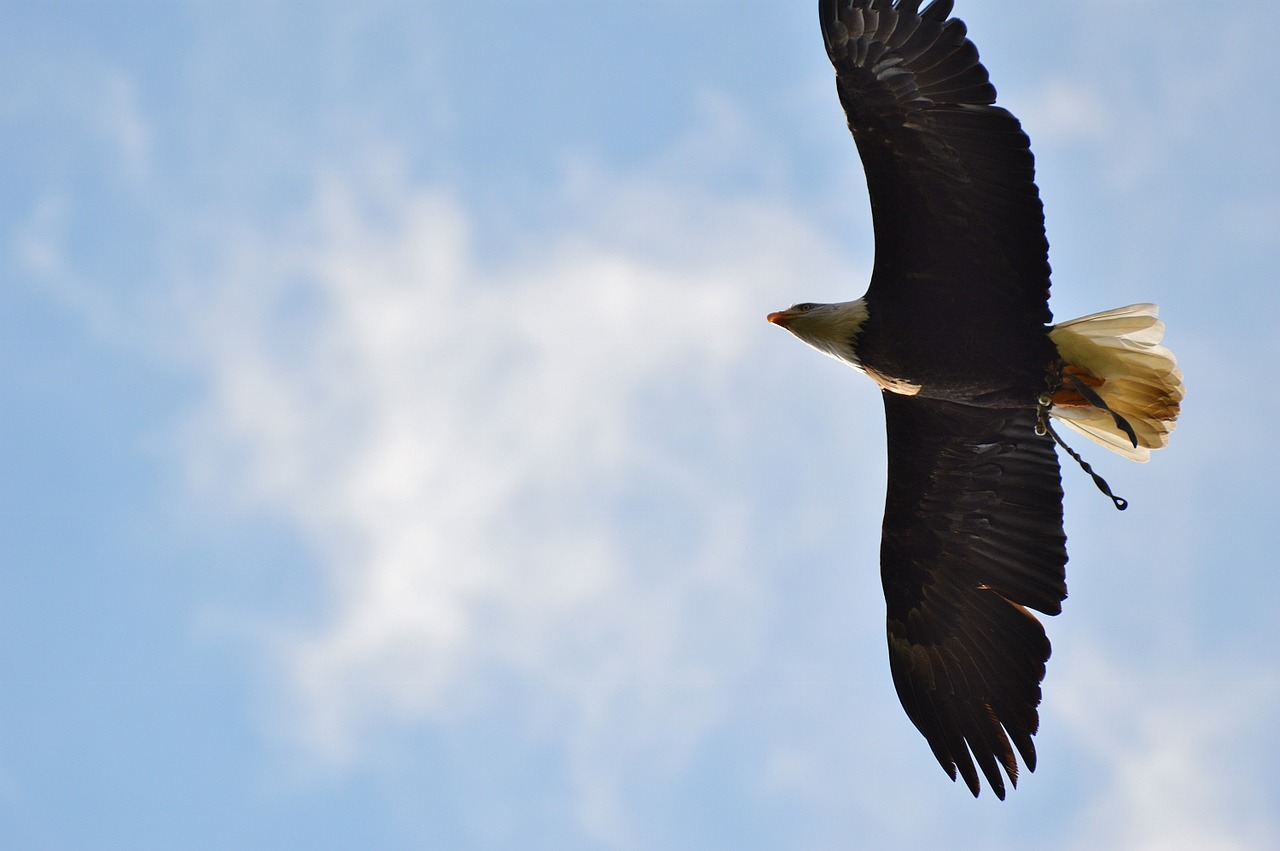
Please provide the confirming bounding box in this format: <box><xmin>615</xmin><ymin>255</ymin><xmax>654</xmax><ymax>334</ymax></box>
<box><xmin>767</xmin><ymin>298</ymin><xmax>868</xmax><ymax>370</ymax></box>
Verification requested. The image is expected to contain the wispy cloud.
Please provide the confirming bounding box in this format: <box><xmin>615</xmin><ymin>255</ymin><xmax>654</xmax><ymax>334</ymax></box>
<box><xmin>181</xmin><ymin>153</ymin><xmax>859</xmax><ymax>840</ymax></box>
<box><xmin>1053</xmin><ymin>643</ymin><xmax>1280</xmax><ymax>851</ymax></box>
<box><xmin>3</xmin><ymin>52</ymin><xmax>153</xmax><ymax>187</ymax></box>
<box><xmin>1014</xmin><ymin>79</ymin><xmax>1110</xmax><ymax>146</ymax></box>
<box><xmin>91</xmin><ymin>71</ymin><xmax>152</xmax><ymax>183</ymax></box>
<box><xmin>12</xmin><ymin>194</ymin><xmax>70</xmax><ymax>280</ymax></box>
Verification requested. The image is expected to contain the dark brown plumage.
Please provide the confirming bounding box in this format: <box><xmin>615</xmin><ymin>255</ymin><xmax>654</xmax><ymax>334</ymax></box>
<box><xmin>881</xmin><ymin>395</ymin><xmax>1064</xmax><ymax>799</ymax></box>
<box><xmin>820</xmin><ymin>0</ymin><xmax>1066</xmax><ymax>799</ymax></box>
<box><xmin>770</xmin><ymin>0</ymin><xmax>1181</xmax><ymax>799</ymax></box>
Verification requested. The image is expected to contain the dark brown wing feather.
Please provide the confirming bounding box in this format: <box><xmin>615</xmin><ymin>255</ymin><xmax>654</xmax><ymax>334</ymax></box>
<box><xmin>820</xmin><ymin>0</ymin><xmax>1052</xmax><ymax>360</ymax></box>
<box><xmin>880</xmin><ymin>392</ymin><xmax>1067</xmax><ymax>798</ymax></box>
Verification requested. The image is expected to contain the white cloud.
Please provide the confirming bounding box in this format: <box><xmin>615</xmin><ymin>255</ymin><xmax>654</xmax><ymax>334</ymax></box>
<box><xmin>183</xmin><ymin>156</ymin><xmax>855</xmax><ymax>840</ymax></box>
<box><xmin>92</xmin><ymin>70</ymin><xmax>152</xmax><ymax>182</ymax></box>
<box><xmin>10</xmin><ymin>193</ymin><xmax>123</xmax><ymax>341</ymax></box>
<box><xmin>1053</xmin><ymin>643</ymin><xmax>1280</xmax><ymax>851</ymax></box>
<box><xmin>4</xmin><ymin>53</ymin><xmax>153</xmax><ymax>186</ymax></box>
<box><xmin>1018</xmin><ymin>78</ymin><xmax>1110</xmax><ymax>144</ymax></box>
<box><xmin>12</xmin><ymin>194</ymin><xmax>69</xmax><ymax>279</ymax></box>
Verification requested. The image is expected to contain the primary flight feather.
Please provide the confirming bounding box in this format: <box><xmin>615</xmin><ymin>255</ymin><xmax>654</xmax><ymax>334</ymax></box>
<box><xmin>768</xmin><ymin>0</ymin><xmax>1183</xmax><ymax>798</ymax></box>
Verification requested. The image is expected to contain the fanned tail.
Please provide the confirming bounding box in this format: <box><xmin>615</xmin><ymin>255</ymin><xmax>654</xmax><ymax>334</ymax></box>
<box><xmin>1048</xmin><ymin>304</ymin><xmax>1183</xmax><ymax>462</ymax></box>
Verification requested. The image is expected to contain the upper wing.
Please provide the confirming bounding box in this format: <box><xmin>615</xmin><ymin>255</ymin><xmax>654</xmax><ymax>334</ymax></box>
<box><xmin>880</xmin><ymin>392</ymin><xmax>1067</xmax><ymax>798</ymax></box>
<box><xmin>820</xmin><ymin>0</ymin><xmax>1052</xmax><ymax>331</ymax></box>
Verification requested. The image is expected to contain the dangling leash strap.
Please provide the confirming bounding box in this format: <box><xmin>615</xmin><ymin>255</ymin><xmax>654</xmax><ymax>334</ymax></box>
<box><xmin>1041</xmin><ymin>416</ymin><xmax>1128</xmax><ymax>511</ymax></box>
<box><xmin>1036</xmin><ymin>387</ymin><xmax>1129</xmax><ymax>511</ymax></box>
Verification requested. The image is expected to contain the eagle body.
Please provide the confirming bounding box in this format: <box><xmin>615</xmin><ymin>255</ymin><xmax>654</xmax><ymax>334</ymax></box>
<box><xmin>861</xmin><ymin>292</ymin><xmax>1058</xmax><ymax>406</ymax></box>
<box><xmin>768</xmin><ymin>0</ymin><xmax>1183</xmax><ymax>799</ymax></box>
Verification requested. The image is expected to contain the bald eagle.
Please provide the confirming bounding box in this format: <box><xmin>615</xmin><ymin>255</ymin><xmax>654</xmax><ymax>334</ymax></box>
<box><xmin>769</xmin><ymin>0</ymin><xmax>1183</xmax><ymax>798</ymax></box>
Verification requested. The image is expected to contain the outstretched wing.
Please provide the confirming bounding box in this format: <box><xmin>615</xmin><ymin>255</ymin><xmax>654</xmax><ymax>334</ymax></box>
<box><xmin>820</xmin><ymin>0</ymin><xmax>1052</xmax><ymax>342</ymax></box>
<box><xmin>880</xmin><ymin>392</ymin><xmax>1067</xmax><ymax>799</ymax></box>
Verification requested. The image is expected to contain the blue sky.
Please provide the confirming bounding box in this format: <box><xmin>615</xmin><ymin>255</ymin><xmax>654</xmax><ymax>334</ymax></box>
<box><xmin>3</xmin><ymin>1</ymin><xmax>1278</xmax><ymax>848</ymax></box>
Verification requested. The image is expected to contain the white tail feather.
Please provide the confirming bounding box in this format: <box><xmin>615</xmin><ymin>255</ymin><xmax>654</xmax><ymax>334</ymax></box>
<box><xmin>1048</xmin><ymin>304</ymin><xmax>1184</xmax><ymax>462</ymax></box>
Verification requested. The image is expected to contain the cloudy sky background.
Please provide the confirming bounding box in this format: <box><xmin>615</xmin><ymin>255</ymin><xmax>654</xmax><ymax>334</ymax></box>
<box><xmin>4</xmin><ymin>1</ymin><xmax>1279</xmax><ymax>848</ymax></box>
